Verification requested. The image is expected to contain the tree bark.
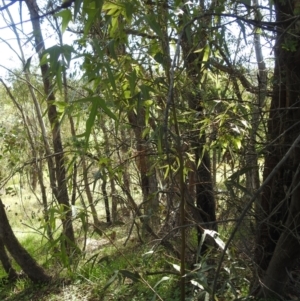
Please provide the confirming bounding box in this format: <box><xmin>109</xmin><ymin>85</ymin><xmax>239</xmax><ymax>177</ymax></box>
<box><xmin>0</xmin><ymin>199</ymin><xmax>51</xmax><ymax>283</ymax></box>
<box><xmin>25</xmin><ymin>0</ymin><xmax>75</xmax><ymax>251</ymax></box>
<box><xmin>258</xmin><ymin>166</ymin><xmax>300</xmax><ymax>299</ymax></box>
<box><xmin>180</xmin><ymin>5</ymin><xmax>217</xmax><ymax>252</ymax></box>
<box><xmin>0</xmin><ymin>237</ymin><xmax>18</xmax><ymax>281</ymax></box>
<box><xmin>128</xmin><ymin>110</ymin><xmax>160</xmax><ymax>230</ymax></box>
<box><xmin>254</xmin><ymin>0</ymin><xmax>300</xmax><ymax>296</ymax></box>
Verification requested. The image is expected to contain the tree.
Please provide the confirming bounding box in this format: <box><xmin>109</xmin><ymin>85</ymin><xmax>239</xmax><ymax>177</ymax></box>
<box><xmin>0</xmin><ymin>199</ymin><xmax>51</xmax><ymax>283</ymax></box>
<box><xmin>0</xmin><ymin>237</ymin><xmax>18</xmax><ymax>281</ymax></box>
<box><xmin>4</xmin><ymin>0</ymin><xmax>300</xmax><ymax>298</ymax></box>
<box><xmin>254</xmin><ymin>0</ymin><xmax>300</xmax><ymax>297</ymax></box>
<box><xmin>25</xmin><ymin>0</ymin><xmax>76</xmax><ymax>253</ymax></box>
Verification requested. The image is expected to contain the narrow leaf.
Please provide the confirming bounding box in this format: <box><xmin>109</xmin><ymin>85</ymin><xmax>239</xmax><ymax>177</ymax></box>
<box><xmin>23</xmin><ymin>56</ymin><xmax>32</xmax><ymax>72</ymax></box>
<box><xmin>74</xmin><ymin>0</ymin><xmax>83</xmax><ymax>20</ymax></box>
<box><xmin>119</xmin><ymin>269</ymin><xmax>141</xmax><ymax>282</ymax></box>
<box><xmin>74</xmin><ymin>96</ymin><xmax>117</xmax><ymax>120</ymax></box>
<box><xmin>55</xmin><ymin>9</ymin><xmax>72</xmax><ymax>33</ymax></box>
<box><xmin>103</xmin><ymin>270</ymin><xmax>119</xmax><ymax>291</ymax></box>
<box><xmin>85</xmin><ymin>101</ymin><xmax>98</xmax><ymax>148</ymax></box>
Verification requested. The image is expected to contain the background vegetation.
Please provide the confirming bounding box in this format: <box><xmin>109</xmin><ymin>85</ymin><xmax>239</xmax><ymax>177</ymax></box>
<box><xmin>0</xmin><ymin>0</ymin><xmax>299</xmax><ymax>300</ymax></box>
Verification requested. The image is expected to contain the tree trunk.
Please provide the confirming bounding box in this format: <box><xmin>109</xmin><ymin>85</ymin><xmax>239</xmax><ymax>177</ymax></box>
<box><xmin>101</xmin><ymin>176</ymin><xmax>111</xmax><ymax>223</ymax></box>
<box><xmin>180</xmin><ymin>5</ymin><xmax>217</xmax><ymax>251</ymax></box>
<box><xmin>82</xmin><ymin>156</ymin><xmax>102</xmax><ymax>232</ymax></box>
<box><xmin>254</xmin><ymin>0</ymin><xmax>300</xmax><ymax>296</ymax></box>
<box><xmin>258</xmin><ymin>166</ymin><xmax>300</xmax><ymax>299</ymax></box>
<box><xmin>0</xmin><ymin>199</ymin><xmax>51</xmax><ymax>283</ymax></box>
<box><xmin>128</xmin><ymin>110</ymin><xmax>160</xmax><ymax>230</ymax></box>
<box><xmin>245</xmin><ymin>0</ymin><xmax>267</xmax><ymax>200</ymax></box>
<box><xmin>25</xmin><ymin>0</ymin><xmax>75</xmax><ymax>251</ymax></box>
<box><xmin>101</xmin><ymin>120</ymin><xmax>118</xmax><ymax>223</ymax></box>
<box><xmin>0</xmin><ymin>237</ymin><xmax>18</xmax><ymax>281</ymax></box>
<box><xmin>0</xmin><ymin>80</ymin><xmax>54</xmax><ymax>242</ymax></box>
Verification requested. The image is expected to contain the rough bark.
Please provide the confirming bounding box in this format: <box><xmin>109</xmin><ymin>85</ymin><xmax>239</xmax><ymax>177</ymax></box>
<box><xmin>25</xmin><ymin>0</ymin><xmax>75</xmax><ymax>250</ymax></box>
<box><xmin>0</xmin><ymin>199</ymin><xmax>51</xmax><ymax>283</ymax></box>
<box><xmin>254</xmin><ymin>0</ymin><xmax>300</xmax><ymax>296</ymax></box>
<box><xmin>128</xmin><ymin>110</ymin><xmax>160</xmax><ymax>230</ymax></box>
<box><xmin>258</xmin><ymin>166</ymin><xmax>300</xmax><ymax>299</ymax></box>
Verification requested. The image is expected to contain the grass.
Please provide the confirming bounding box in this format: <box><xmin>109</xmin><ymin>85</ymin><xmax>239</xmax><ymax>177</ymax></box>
<box><xmin>0</xmin><ymin>229</ymin><xmax>182</xmax><ymax>301</ymax></box>
<box><xmin>0</xmin><ymin>184</ymin><xmax>183</xmax><ymax>301</ymax></box>
<box><xmin>0</xmin><ymin>180</ymin><xmax>256</xmax><ymax>301</ymax></box>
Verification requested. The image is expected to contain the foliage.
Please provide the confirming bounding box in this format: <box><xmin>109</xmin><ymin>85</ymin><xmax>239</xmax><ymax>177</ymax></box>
<box><xmin>0</xmin><ymin>0</ymin><xmax>293</xmax><ymax>299</ymax></box>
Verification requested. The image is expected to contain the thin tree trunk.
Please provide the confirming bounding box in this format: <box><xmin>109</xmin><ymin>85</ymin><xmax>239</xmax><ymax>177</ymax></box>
<box><xmin>82</xmin><ymin>156</ymin><xmax>101</xmax><ymax>228</ymax></box>
<box><xmin>1</xmin><ymin>3</ymin><xmax>55</xmax><ymax>241</ymax></box>
<box><xmin>0</xmin><ymin>237</ymin><xmax>18</xmax><ymax>281</ymax></box>
<box><xmin>101</xmin><ymin>176</ymin><xmax>111</xmax><ymax>223</ymax></box>
<box><xmin>101</xmin><ymin>120</ymin><xmax>118</xmax><ymax>223</ymax></box>
<box><xmin>245</xmin><ymin>0</ymin><xmax>266</xmax><ymax>199</ymax></box>
<box><xmin>0</xmin><ymin>199</ymin><xmax>51</xmax><ymax>283</ymax></box>
<box><xmin>25</xmin><ymin>0</ymin><xmax>75</xmax><ymax>251</ymax></box>
<box><xmin>127</xmin><ymin>110</ymin><xmax>160</xmax><ymax>230</ymax></box>
<box><xmin>0</xmin><ymin>80</ymin><xmax>53</xmax><ymax>242</ymax></box>
<box><xmin>179</xmin><ymin>6</ymin><xmax>217</xmax><ymax>252</ymax></box>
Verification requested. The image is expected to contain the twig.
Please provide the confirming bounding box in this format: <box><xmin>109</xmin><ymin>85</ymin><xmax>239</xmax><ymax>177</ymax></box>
<box><xmin>212</xmin><ymin>132</ymin><xmax>300</xmax><ymax>298</ymax></box>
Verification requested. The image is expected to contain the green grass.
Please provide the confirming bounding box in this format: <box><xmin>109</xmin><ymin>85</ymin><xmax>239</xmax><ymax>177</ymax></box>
<box><xmin>0</xmin><ymin>182</ymin><xmax>255</xmax><ymax>301</ymax></box>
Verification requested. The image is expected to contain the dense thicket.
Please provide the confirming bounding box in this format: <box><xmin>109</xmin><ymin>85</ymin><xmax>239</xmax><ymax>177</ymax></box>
<box><xmin>0</xmin><ymin>0</ymin><xmax>299</xmax><ymax>300</ymax></box>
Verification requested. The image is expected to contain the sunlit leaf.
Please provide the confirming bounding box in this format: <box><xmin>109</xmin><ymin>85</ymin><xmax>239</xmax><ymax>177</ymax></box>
<box><xmin>172</xmin><ymin>263</ymin><xmax>181</xmax><ymax>272</ymax></box>
<box><xmin>74</xmin><ymin>0</ymin><xmax>83</xmax><ymax>20</ymax></box>
<box><xmin>55</xmin><ymin>9</ymin><xmax>72</xmax><ymax>33</ymax></box>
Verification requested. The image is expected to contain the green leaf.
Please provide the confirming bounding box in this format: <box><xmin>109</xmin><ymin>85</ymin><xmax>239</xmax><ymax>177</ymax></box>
<box><xmin>103</xmin><ymin>270</ymin><xmax>119</xmax><ymax>291</ymax></box>
<box><xmin>74</xmin><ymin>0</ymin><xmax>83</xmax><ymax>20</ymax></box>
<box><xmin>62</xmin><ymin>44</ymin><xmax>74</xmax><ymax>66</ymax></box>
<box><xmin>105</xmin><ymin>63</ymin><xmax>116</xmax><ymax>91</ymax></box>
<box><xmin>144</xmin><ymin>15</ymin><xmax>163</xmax><ymax>38</ymax></box>
<box><xmin>56</xmin><ymin>64</ymin><xmax>62</xmax><ymax>91</ymax></box>
<box><xmin>83</xmin><ymin>7</ymin><xmax>101</xmax><ymax>36</ymax></box>
<box><xmin>124</xmin><ymin>2</ymin><xmax>134</xmax><ymax>21</ymax></box>
<box><xmin>103</xmin><ymin>2</ymin><xmax>121</xmax><ymax>15</ymax></box>
<box><xmin>119</xmin><ymin>269</ymin><xmax>141</xmax><ymax>282</ymax></box>
<box><xmin>85</xmin><ymin>100</ymin><xmax>98</xmax><ymax>148</ymax></box>
<box><xmin>237</xmin><ymin>19</ymin><xmax>247</xmax><ymax>45</ymax></box>
<box><xmin>127</xmin><ymin>69</ymin><xmax>137</xmax><ymax>95</ymax></box>
<box><xmin>43</xmin><ymin>45</ymin><xmax>61</xmax><ymax>70</ymax></box>
<box><xmin>153</xmin><ymin>52</ymin><xmax>165</xmax><ymax>65</ymax></box>
<box><xmin>228</xmin><ymin>166</ymin><xmax>256</xmax><ymax>181</ymax></box>
<box><xmin>23</xmin><ymin>56</ymin><xmax>32</xmax><ymax>72</ymax></box>
<box><xmin>225</xmin><ymin>179</ymin><xmax>251</xmax><ymax>197</ymax></box>
<box><xmin>142</xmin><ymin>127</ymin><xmax>150</xmax><ymax>138</ymax></box>
<box><xmin>202</xmin><ymin>44</ymin><xmax>210</xmax><ymax>63</ymax></box>
<box><xmin>151</xmin><ymin>277</ymin><xmax>170</xmax><ymax>301</ymax></box>
<box><xmin>55</xmin><ymin>9</ymin><xmax>72</xmax><ymax>33</ymax></box>
<box><xmin>74</xmin><ymin>96</ymin><xmax>117</xmax><ymax>120</ymax></box>
<box><xmin>107</xmin><ymin>40</ymin><xmax>118</xmax><ymax>61</ymax></box>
